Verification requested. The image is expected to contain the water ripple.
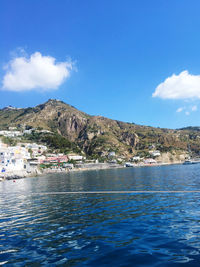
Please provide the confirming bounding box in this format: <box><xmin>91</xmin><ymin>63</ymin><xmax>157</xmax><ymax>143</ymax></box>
<box><xmin>1</xmin><ymin>165</ymin><xmax>200</xmax><ymax>265</ymax></box>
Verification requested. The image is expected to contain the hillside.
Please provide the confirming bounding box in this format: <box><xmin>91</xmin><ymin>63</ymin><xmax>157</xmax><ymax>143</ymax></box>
<box><xmin>0</xmin><ymin>99</ymin><xmax>200</xmax><ymax>159</ymax></box>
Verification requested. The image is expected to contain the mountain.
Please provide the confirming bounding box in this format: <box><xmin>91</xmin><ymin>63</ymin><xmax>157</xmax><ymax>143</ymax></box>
<box><xmin>0</xmin><ymin>99</ymin><xmax>200</xmax><ymax>158</ymax></box>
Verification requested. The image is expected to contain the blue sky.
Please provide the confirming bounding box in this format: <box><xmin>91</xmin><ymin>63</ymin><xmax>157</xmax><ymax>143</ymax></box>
<box><xmin>1</xmin><ymin>0</ymin><xmax>200</xmax><ymax>129</ymax></box>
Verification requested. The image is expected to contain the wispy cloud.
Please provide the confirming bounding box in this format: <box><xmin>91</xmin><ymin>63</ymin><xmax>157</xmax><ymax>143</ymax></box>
<box><xmin>176</xmin><ymin>107</ymin><xmax>184</xmax><ymax>113</ymax></box>
<box><xmin>176</xmin><ymin>105</ymin><xmax>198</xmax><ymax>115</ymax></box>
<box><xmin>1</xmin><ymin>51</ymin><xmax>74</xmax><ymax>92</ymax></box>
<box><xmin>191</xmin><ymin>105</ymin><xmax>197</xmax><ymax>111</ymax></box>
<box><xmin>153</xmin><ymin>70</ymin><xmax>200</xmax><ymax>99</ymax></box>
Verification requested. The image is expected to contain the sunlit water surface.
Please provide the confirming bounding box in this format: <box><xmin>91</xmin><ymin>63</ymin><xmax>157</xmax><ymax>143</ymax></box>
<box><xmin>1</xmin><ymin>164</ymin><xmax>200</xmax><ymax>266</ymax></box>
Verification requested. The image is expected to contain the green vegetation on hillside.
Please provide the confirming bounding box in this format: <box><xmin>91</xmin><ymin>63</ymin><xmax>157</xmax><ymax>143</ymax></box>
<box><xmin>23</xmin><ymin>131</ymin><xmax>81</xmax><ymax>154</ymax></box>
<box><xmin>0</xmin><ymin>136</ymin><xmax>17</xmax><ymax>146</ymax></box>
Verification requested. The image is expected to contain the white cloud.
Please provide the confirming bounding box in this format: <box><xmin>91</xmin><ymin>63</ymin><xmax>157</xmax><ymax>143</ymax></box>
<box><xmin>153</xmin><ymin>70</ymin><xmax>200</xmax><ymax>99</ymax></box>
<box><xmin>1</xmin><ymin>52</ymin><xmax>73</xmax><ymax>92</ymax></box>
<box><xmin>176</xmin><ymin>107</ymin><xmax>184</xmax><ymax>113</ymax></box>
<box><xmin>191</xmin><ymin>105</ymin><xmax>197</xmax><ymax>111</ymax></box>
<box><xmin>176</xmin><ymin>105</ymin><xmax>198</xmax><ymax>115</ymax></box>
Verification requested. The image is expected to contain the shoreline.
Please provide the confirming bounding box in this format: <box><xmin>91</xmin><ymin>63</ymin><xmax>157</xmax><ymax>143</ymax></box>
<box><xmin>0</xmin><ymin>169</ymin><xmax>42</xmax><ymax>181</ymax></box>
<box><xmin>0</xmin><ymin>161</ymin><xmax>184</xmax><ymax>181</ymax></box>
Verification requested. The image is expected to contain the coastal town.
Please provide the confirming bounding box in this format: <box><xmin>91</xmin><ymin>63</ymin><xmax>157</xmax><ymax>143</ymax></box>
<box><xmin>2</xmin><ymin>1</ymin><xmax>200</xmax><ymax>266</ymax></box>
<box><xmin>0</xmin><ymin>127</ymin><xmax>188</xmax><ymax>181</ymax></box>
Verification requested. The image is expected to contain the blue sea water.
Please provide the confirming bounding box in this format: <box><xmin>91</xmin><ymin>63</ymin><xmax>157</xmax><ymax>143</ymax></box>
<box><xmin>1</xmin><ymin>164</ymin><xmax>200</xmax><ymax>266</ymax></box>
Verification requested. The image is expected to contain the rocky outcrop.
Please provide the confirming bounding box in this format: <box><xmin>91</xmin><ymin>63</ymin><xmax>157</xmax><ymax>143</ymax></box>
<box><xmin>121</xmin><ymin>132</ymin><xmax>139</xmax><ymax>146</ymax></box>
<box><xmin>58</xmin><ymin>114</ymin><xmax>88</xmax><ymax>141</ymax></box>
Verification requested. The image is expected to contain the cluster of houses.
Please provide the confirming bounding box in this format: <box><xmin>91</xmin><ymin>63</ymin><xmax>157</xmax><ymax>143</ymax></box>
<box><xmin>107</xmin><ymin>150</ymin><xmax>162</xmax><ymax>165</ymax></box>
<box><xmin>0</xmin><ymin>140</ymin><xmax>50</xmax><ymax>174</ymax></box>
<box><xmin>0</xmin><ymin>130</ymin><xmax>23</xmax><ymax>138</ymax></box>
<box><xmin>0</xmin><ymin>141</ymin><xmax>31</xmax><ymax>173</ymax></box>
<box><xmin>0</xmin><ymin>136</ymin><xmax>86</xmax><ymax>175</ymax></box>
<box><xmin>0</xmin><ymin>128</ymin><xmax>91</xmax><ymax>175</ymax></box>
<box><xmin>0</xmin><ymin>128</ymin><xmax>163</xmax><ymax>176</ymax></box>
<box><xmin>131</xmin><ymin>150</ymin><xmax>161</xmax><ymax>163</ymax></box>
<box><xmin>0</xmin><ymin>127</ymin><xmax>51</xmax><ymax>138</ymax></box>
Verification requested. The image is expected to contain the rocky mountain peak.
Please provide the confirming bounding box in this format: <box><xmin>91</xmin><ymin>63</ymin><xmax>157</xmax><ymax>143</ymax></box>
<box><xmin>0</xmin><ymin>99</ymin><xmax>200</xmax><ymax>157</ymax></box>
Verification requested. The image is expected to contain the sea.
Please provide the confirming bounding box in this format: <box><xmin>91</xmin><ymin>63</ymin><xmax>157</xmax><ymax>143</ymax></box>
<box><xmin>1</xmin><ymin>164</ymin><xmax>200</xmax><ymax>266</ymax></box>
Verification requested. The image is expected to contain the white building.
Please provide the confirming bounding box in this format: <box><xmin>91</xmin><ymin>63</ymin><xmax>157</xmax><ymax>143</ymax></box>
<box><xmin>23</xmin><ymin>129</ymin><xmax>33</xmax><ymax>135</ymax></box>
<box><xmin>149</xmin><ymin>150</ymin><xmax>161</xmax><ymax>157</ymax></box>
<box><xmin>0</xmin><ymin>130</ymin><xmax>23</xmax><ymax>137</ymax></box>
<box><xmin>68</xmin><ymin>154</ymin><xmax>84</xmax><ymax>161</ymax></box>
<box><xmin>132</xmin><ymin>156</ymin><xmax>141</xmax><ymax>162</ymax></box>
<box><xmin>0</xmin><ymin>145</ymin><xmax>31</xmax><ymax>172</ymax></box>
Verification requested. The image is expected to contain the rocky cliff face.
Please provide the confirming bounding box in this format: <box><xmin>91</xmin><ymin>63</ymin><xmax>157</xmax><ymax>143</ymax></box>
<box><xmin>157</xmin><ymin>151</ymin><xmax>188</xmax><ymax>164</ymax></box>
<box><xmin>0</xmin><ymin>99</ymin><xmax>200</xmax><ymax>158</ymax></box>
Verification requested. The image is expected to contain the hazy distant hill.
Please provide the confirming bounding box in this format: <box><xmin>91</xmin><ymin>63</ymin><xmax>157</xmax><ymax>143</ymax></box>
<box><xmin>0</xmin><ymin>99</ymin><xmax>200</xmax><ymax>157</ymax></box>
